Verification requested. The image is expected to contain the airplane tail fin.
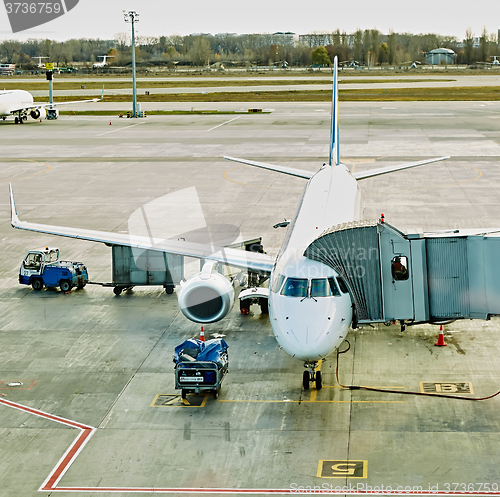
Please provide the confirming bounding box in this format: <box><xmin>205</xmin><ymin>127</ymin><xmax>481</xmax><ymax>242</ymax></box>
<box><xmin>328</xmin><ymin>56</ymin><xmax>340</xmax><ymax>167</ymax></box>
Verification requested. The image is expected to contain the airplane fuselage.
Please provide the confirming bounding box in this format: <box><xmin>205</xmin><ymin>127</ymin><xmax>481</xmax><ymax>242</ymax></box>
<box><xmin>0</xmin><ymin>90</ymin><xmax>33</xmax><ymax>117</ymax></box>
<box><xmin>269</xmin><ymin>163</ymin><xmax>361</xmax><ymax>361</ymax></box>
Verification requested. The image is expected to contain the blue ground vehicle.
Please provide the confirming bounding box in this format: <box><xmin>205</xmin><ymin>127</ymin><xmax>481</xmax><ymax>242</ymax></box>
<box><xmin>19</xmin><ymin>247</ymin><xmax>89</xmax><ymax>292</ymax></box>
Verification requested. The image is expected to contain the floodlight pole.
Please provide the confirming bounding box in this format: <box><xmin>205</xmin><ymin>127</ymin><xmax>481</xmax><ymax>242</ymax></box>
<box><xmin>124</xmin><ymin>11</ymin><xmax>139</xmax><ymax>117</ymax></box>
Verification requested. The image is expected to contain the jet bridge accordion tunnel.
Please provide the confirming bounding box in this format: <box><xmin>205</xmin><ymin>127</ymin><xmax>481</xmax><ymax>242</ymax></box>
<box><xmin>304</xmin><ymin>220</ymin><xmax>500</xmax><ymax>325</ymax></box>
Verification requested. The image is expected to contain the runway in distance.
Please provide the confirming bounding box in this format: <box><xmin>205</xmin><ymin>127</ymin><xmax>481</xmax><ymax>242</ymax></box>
<box><xmin>9</xmin><ymin>57</ymin><xmax>449</xmax><ymax>388</ymax></box>
<box><xmin>0</xmin><ymin>86</ymin><xmax>103</xmax><ymax>124</ymax></box>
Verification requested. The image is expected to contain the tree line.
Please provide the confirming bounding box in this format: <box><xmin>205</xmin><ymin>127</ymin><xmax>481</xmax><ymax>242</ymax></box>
<box><xmin>1</xmin><ymin>28</ymin><xmax>499</xmax><ymax>69</ymax></box>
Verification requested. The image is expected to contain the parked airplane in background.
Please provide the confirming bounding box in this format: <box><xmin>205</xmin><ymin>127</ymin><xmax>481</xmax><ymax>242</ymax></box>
<box><xmin>0</xmin><ymin>87</ymin><xmax>103</xmax><ymax>123</ymax></box>
<box><xmin>93</xmin><ymin>55</ymin><xmax>115</xmax><ymax>69</ymax></box>
<box><xmin>9</xmin><ymin>57</ymin><xmax>449</xmax><ymax>388</ymax></box>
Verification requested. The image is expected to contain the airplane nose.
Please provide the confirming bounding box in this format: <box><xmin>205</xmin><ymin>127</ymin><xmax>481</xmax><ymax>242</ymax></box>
<box><xmin>274</xmin><ymin>322</ymin><xmax>342</xmax><ymax>360</ymax></box>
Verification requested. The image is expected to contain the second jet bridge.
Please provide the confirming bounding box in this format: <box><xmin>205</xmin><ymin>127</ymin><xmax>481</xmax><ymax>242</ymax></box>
<box><xmin>304</xmin><ymin>220</ymin><xmax>500</xmax><ymax>325</ymax></box>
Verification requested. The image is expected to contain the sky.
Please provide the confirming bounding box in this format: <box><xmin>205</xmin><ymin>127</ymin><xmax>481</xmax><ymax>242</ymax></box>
<box><xmin>1</xmin><ymin>0</ymin><xmax>499</xmax><ymax>42</ymax></box>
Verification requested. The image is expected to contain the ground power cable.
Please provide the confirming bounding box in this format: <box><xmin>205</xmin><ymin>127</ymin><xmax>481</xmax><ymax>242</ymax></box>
<box><xmin>336</xmin><ymin>340</ymin><xmax>500</xmax><ymax>402</ymax></box>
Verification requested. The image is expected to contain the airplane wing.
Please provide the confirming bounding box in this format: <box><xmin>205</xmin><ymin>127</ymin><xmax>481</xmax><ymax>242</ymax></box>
<box><xmin>9</xmin><ymin>85</ymin><xmax>104</xmax><ymax>115</ymax></box>
<box><xmin>224</xmin><ymin>156</ymin><xmax>314</xmax><ymax>179</ymax></box>
<box><xmin>352</xmin><ymin>156</ymin><xmax>450</xmax><ymax>180</ymax></box>
<box><xmin>9</xmin><ymin>184</ymin><xmax>274</xmax><ymax>274</ymax></box>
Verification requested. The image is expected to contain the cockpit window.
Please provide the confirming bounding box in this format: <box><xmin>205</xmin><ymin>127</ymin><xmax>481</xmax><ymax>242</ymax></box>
<box><xmin>327</xmin><ymin>278</ymin><xmax>341</xmax><ymax>296</ymax></box>
<box><xmin>271</xmin><ymin>274</ymin><xmax>286</xmax><ymax>293</ymax></box>
<box><xmin>281</xmin><ymin>278</ymin><xmax>308</xmax><ymax>298</ymax></box>
<box><xmin>311</xmin><ymin>278</ymin><xmax>339</xmax><ymax>297</ymax></box>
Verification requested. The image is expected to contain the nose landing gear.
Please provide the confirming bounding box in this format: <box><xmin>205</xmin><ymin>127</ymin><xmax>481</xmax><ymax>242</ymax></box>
<box><xmin>303</xmin><ymin>361</ymin><xmax>322</xmax><ymax>390</ymax></box>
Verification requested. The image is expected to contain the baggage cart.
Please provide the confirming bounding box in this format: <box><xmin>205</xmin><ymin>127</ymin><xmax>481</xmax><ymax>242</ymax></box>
<box><xmin>174</xmin><ymin>338</ymin><xmax>228</xmax><ymax>399</ymax></box>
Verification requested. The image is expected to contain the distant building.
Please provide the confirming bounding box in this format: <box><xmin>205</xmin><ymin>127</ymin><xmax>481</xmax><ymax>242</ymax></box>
<box><xmin>299</xmin><ymin>33</ymin><xmax>332</xmax><ymax>47</ymax></box>
<box><xmin>425</xmin><ymin>48</ymin><xmax>456</xmax><ymax>65</ymax></box>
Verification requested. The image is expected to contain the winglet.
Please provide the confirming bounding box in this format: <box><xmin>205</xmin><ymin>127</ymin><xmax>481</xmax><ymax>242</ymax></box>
<box><xmin>328</xmin><ymin>55</ymin><xmax>340</xmax><ymax>167</ymax></box>
<box><xmin>9</xmin><ymin>183</ymin><xmax>21</xmax><ymax>227</ymax></box>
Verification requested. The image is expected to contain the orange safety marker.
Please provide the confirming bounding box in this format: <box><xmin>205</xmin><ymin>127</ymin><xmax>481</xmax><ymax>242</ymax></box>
<box><xmin>435</xmin><ymin>324</ymin><xmax>447</xmax><ymax>346</ymax></box>
<box><xmin>109</xmin><ymin>121</ymin><xmax>112</xmax><ymax>125</ymax></box>
<box><xmin>200</xmin><ymin>326</ymin><xmax>205</xmax><ymax>342</ymax></box>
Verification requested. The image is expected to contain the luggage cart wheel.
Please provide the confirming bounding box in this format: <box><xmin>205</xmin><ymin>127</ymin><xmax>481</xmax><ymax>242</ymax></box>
<box><xmin>181</xmin><ymin>389</ymin><xmax>187</xmax><ymax>399</ymax></box>
<box><xmin>113</xmin><ymin>286</ymin><xmax>123</xmax><ymax>295</ymax></box>
<box><xmin>164</xmin><ymin>285</ymin><xmax>174</xmax><ymax>294</ymax></box>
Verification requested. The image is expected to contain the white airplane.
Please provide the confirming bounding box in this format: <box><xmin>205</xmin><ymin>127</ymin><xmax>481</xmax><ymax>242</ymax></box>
<box><xmin>0</xmin><ymin>87</ymin><xmax>104</xmax><ymax>124</ymax></box>
<box><xmin>9</xmin><ymin>57</ymin><xmax>449</xmax><ymax>388</ymax></box>
<box><xmin>93</xmin><ymin>55</ymin><xmax>115</xmax><ymax>69</ymax></box>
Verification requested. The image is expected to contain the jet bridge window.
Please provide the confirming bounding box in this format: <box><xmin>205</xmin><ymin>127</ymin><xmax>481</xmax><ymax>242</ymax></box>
<box><xmin>391</xmin><ymin>256</ymin><xmax>409</xmax><ymax>281</ymax></box>
<box><xmin>23</xmin><ymin>253</ymin><xmax>41</xmax><ymax>270</ymax></box>
<box><xmin>281</xmin><ymin>278</ymin><xmax>308</xmax><ymax>298</ymax></box>
<box><xmin>311</xmin><ymin>278</ymin><xmax>341</xmax><ymax>297</ymax></box>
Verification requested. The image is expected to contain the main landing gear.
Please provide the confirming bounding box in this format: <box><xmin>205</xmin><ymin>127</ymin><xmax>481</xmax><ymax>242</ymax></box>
<box><xmin>14</xmin><ymin>113</ymin><xmax>27</xmax><ymax>124</ymax></box>
<box><xmin>303</xmin><ymin>361</ymin><xmax>322</xmax><ymax>390</ymax></box>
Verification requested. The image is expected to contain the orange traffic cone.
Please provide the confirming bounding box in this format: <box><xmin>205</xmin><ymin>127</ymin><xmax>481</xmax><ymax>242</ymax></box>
<box><xmin>200</xmin><ymin>326</ymin><xmax>205</xmax><ymax>342</ymax></box>
<box><xmin>435</xmin><ymin>325</ymin><xmax>447</xmax><ymax>346</ymax></box>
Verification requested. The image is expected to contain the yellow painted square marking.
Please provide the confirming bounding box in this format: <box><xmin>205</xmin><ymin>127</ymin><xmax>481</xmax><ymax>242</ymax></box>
<box><xmin>317</xmin><ymin>460</ymin><xmax>368</xmax><ymax>478</ymax></box>
<box><xmin>150</xmin><ymin>393</ymin><xmax>208</xmax><ymax>407</ymax></box>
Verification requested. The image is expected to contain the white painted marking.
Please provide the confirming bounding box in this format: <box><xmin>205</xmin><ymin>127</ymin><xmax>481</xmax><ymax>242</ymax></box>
<box><xmin>97</xmin><ymin>122</ymin><xmax>145</xmax><ymax>137</ymax></box>
<box><xmin>206</xmin><ymin>116</ymin><xmax>241</xmax><ymax>132</ymax></box>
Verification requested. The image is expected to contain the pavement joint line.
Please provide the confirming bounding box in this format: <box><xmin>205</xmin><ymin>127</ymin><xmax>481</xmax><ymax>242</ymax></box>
<box><xmin>0</xmin><ymin>159</ymin><xmax>51</xmax><ymax>184</ymax></box>
<box><xmin>96</xmin><ymin>121</ymin><xmax>146</xmax><ymax>137</ymax></box>
<box><xmin>206</xmin><ymin>115</ymin><xmax>241</xmax><ymax>132</ymax></box>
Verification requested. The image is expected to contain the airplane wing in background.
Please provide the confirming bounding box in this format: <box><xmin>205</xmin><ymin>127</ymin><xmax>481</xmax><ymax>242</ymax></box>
<box><xmin>224</xmin><ymin>156</ymin><xmax>314</xmax><ymax>179</ymax></box>
<box><xmin>352</xmin><ymin>156</ymin><xmax>450</xmax><ymax>180</ymax></box>
<box><xmin>9</xmin><ymin>184</ymin><xmax>274</xmax><ymax>275</ymax></box>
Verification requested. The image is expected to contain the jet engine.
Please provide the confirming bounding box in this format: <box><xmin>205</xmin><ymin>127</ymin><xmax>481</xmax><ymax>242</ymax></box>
<box><xmin>30</xmin><ymin>108</ymin><xmax>46</xmax><ymax>120</ymax></box>
<box><xmin>178</xmin><ymin>262</ymin><xmax>235</xmax><ymax>324</ymax></box>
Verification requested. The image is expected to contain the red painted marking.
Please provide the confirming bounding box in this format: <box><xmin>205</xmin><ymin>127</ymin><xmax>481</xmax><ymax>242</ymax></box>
<box><xmin>0</xmin><ymin>398</ymin><xmax>92</xmax><ymax>430</ymax></box>
<box><xmin>42</xmin><ymin>428</ymin><xmax>93</xmax><ymax>490</ymax></box>
<box><xmin>46</xmin><ymin>490</ymin><xmax>500</xmax><ymax>495</ymax></box>
<box><xmin>3</xmin><ymin>398</ymin><xmax>500</xmax><ymax>495</ymax></box>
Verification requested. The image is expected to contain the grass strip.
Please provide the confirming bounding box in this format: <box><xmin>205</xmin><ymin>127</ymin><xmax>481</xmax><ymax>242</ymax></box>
<box><xmin>33</xmin><ymin>86</ymin><xmax>500</xmax><ymax>103</ymax></box>
<box><xmin>4</xmin><ymin>78</ymin><xmax>454</xmax><ymax>91</ymax></box>
<box><xmin>58</xmin><ymin>109</ymin><xmax>269</xmax><ymax>116</ymax></box>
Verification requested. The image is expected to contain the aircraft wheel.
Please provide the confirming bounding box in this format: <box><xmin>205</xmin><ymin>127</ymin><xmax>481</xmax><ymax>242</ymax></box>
<box><xmin>303</xmin><ymin>370</ymin><xmax>310</xmax><ymax>390</ymax></box>
<box><xmin>14</xmin><ymin>117</ymin><xmax>18</xmax><ymax>124</ymax></box>
<box><xmin>259</xmin><ymin>298</ymin><xmax>269</xmax><ymax>314</ymax></box>
<box><xmin>60</xmin><ymin>280</ymin><xmax>71</xmax><ymax>292</ymax></box>
<box><xmin>113</xmin><ymin>286</ymin><xmax>123</xmax><ymax>295</ymax></box>
<box><xmin>315</xmin><ymin>371</ymin><xmax>322</xmax><ymax>390</ymax></box>
<box><xmin>31</xmin><ymin>278</ymin><xmax>43</xmax><ymax>291</ymax></box>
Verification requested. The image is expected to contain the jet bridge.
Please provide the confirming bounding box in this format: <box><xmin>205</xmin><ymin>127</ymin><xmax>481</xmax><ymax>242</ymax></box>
<box><xmin>304</xmin><ymin>220</ymin><xmax>500</xmax><ymax>325</ymax></box>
